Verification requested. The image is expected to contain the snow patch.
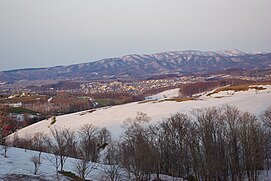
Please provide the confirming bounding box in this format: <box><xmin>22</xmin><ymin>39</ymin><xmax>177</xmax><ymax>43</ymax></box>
<box><xmin>146</xmin><ymin>88</ymin><xmax>180</xmax><ymax>100</ymax></box>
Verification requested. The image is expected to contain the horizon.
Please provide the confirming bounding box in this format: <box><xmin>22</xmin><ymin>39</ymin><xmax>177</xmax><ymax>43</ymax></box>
<box><xmin>1</xmin><ymin>48</ymin><xmax>269</xmax><ymax>72</ymax></box>
<box><xmin>1</xmin><ymin>0</ymin><xmax>270</xmax><ymax>71</ymax></box>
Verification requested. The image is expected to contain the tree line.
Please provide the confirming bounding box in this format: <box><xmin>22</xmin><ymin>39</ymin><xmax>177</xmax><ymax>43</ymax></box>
<box><xmin>119</xmin><ymin>106</ymin><xmax>271</xmax><ymax>181</ymax></box>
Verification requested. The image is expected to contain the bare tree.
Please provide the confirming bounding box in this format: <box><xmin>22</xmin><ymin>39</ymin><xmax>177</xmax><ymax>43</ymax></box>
<box><xmin>31</xmin><ymin>155</ymin><xmax>41</xmax><ymax>175</ymax></box>
<box><xmin>221</xmin><ymin>105</ymin><xmax>248</xmax><ymax>180</ymax></box>
<box><xmin>62</xmin><ymin>128</ymin><xmax>77</xmax><ymax>158</ymax></box>
<box><xmin>261</xmin><ymin>106</ymin><xmax>271</xmax><ymax>175</ymax></box>
<box><xmin>98</xmin><ymin>127</ymin><xmax>111</xmax><ymax>148</ymax></box>
<box><xmin>192</xmin><ymin>107</ymin><xmax>220</xmax><ymax>180</ymax></box>
<box><xmin>0</xmin><ymin>106</ymin><xmax>11</xmax><ymax>158</ymax></box>
<box><xmin>120</xmin><ymin>112</ymin><xmax>156</xmax><ymax>181</ymax></box>
<box><xmin>47</xmin><ymin>127</ymin><xmax>75</xmax><ymax>171</ymax></box>
<box><xmin>98</xmin><ymin>141</ymin><xmax>128</xmax><ymax>181</ymax></box>
<box><xmin>0</xmin><ymin>105</ymin><xmax>8</xmax><ymax>144</ymax></box>
<box><xmin>46</xmin><ymin>153</ymin><xmax>61</xmax><ymax>180</ymax></box>
<box><xmin>156</xmin><ymin>113</ymin><xmax>192</xmax><ymax>178</ymax></box>
<box><xmin>239</xmin><ymin>112</ymin><xmax>265</xmax><ymax>181</ymax></box>
<box><xmin>74</xmin><ymin>157</ymin><xmax>97</xmax><ymax>181</ymax></box>
<box><xmin>261</xmin><ymin>106</ymin><xmax>271</xmax><ymax>127</ymax></box>
<box><xmin>32</xmin><ymin>132</ymin><xmax>48</xmax><ymax>163</ymax></box>
<box><xmin>2</xmin><ymin>136</ymin><xmax>10</xmax><ymax>158</ymax></box>
<box><xmin>14</xmin><ymin>133</ymin><xmax>33</xmax><ymax>152</ymax></box>
<box><xmin>98</xmin><ymin>164</ymin><xmax>126</xmax><ymax>181</ymax></box>
<box><xmin>78</xmin><ymin>124</ymin><xmax>99</xmax><ymax>162</ymax></box>
<box><xmin>72</xmin><ymin>123</ymin><xmax>101</xmax><ymax>180</ymax></box>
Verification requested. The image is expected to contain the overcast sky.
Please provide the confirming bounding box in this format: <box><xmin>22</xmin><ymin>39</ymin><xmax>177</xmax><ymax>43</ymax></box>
<box><xmin>0</xmin><ymin>0</ymin><xmax>270</xmax><ymax>71</ymax></box>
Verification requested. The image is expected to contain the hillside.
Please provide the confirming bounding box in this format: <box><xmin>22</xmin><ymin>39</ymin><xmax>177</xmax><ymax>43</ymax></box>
<box><xmin>13</xmin><ymin>85</ymin><xmax>271</xmax><ymax>139</ymax></box>
<box><xmin>1</xmin><ymin>49</ymin><xmax>271</xmax><ymax>83</ymax></box>
<box><xmin>0</xmin><ymin>147</ymin><xmax>75</xmax><ymax>181</ymax></box>
<box><xmin>0</xmin><ymin>146</ymin><xmax>183</xmax><ymax>181</ymax></box>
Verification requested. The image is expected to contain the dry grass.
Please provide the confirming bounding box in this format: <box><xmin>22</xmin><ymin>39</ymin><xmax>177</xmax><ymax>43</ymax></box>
<box><xmin>138</xmin><ymin>97</ymin><xmax>194</xmax><ymax>104</ymax></box>
<box><xmin>207</xmin><ymin>84</ymin><xmax>267</xmax><ymax>96</ymax></box>
<box><xmin>79</xmin><ymin>109</ymin><xmax>97</xmax><ymax>116</ymax></box>
<box><xmin>138</xmin><ymin>100</ymin><xmax>157</xmax><ymax>104</ymax></box>
<box><xmin>0</xmin><ymin>95</ymin><xmax>48</xmax><ymax>104</ymax></box>
<box><xmin>160</xmin><ymin>97</ymin><xmax>194</xmax><ymax>102</ymax></box>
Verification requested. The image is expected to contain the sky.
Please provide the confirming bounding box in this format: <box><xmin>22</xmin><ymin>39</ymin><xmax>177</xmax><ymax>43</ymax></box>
<box><xmin>0</xmin><ymin>0</ymin><xmax>271</xmax><ymax>71</ymax></box>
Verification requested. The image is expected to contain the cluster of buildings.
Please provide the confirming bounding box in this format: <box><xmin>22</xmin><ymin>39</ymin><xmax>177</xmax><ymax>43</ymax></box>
<box><xmin>2</xmin><ymin>109</ymin><xmax>41</xmax><ymax>137</ymax></box>
<box><xmin>232</xmin><ymin>74</ymin><xmax>271</xmax><ymax>81</ymax></box>
<box><xmin>79</xmin><ymin>76</ymin><xmax>205</xmax><ymax>95</ymax></box>
<box><xmin>79</xmin><ymin>73</ymin><xmax>271</xmax><ymax>96</ymax></box>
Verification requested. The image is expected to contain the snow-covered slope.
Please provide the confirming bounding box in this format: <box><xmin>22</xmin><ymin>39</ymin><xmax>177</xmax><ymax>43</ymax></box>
<box><xmin>0</xmin><ymin>146</ymin><xmax>97</xmax><ymax>180</ymax></box>
<box><xmin>145</xmin><ymin>88</ymin><xmax>180</xmax><ymax>100</ymax></box>
<box><xmin>13</xmin><ymin>85</ymin><xmax>271</xmax><ymax>139</ymax></box>
<box><xmin>216</xmin><ymin>49</ymin><xmax>247</xmax><ymax>57</ymax></box>
<box><xmin>0</xmin><ymin>146</ymin><xmax>183</xmax><ymax>181</ymax></box>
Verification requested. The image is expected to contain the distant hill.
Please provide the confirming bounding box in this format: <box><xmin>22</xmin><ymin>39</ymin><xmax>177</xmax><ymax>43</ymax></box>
<box><xmin>1</xmin><ymin>49</ymin><xmax>271</xmax><ymax>83</ymax></box>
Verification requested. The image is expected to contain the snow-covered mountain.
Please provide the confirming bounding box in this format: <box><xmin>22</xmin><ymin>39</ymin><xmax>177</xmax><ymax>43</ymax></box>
<box><xmin>1</xmin><ymin>49</ymin><xmax>271</xmax><ymax>83</ymax></box>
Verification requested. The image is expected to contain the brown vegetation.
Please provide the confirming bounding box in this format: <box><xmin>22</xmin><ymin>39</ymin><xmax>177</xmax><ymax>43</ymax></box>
<box><xmin>161</xmin><ymin>97</ymin><xmax>194</xmax><ymax>102</ymax></box>
<box><xmin>22</xmin><ymin>93</ymin><xmax>93</xmax><ymax>116</ymax></box>
<box><xmin>179</xmin><ymin>79</ymin><xmax>254</xmax><ymax>97</ymax></box>
<box><xmin>207</xmin><ymin>84</ymin><xmax>267</xmax><ymax>96</ymax></box>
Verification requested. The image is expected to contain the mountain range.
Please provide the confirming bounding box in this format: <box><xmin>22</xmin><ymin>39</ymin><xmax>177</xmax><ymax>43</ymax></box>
<box><xmin>1</xmin><ymin>49</ymin><xmax>271</xmax><ymax>83</ymax></box>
